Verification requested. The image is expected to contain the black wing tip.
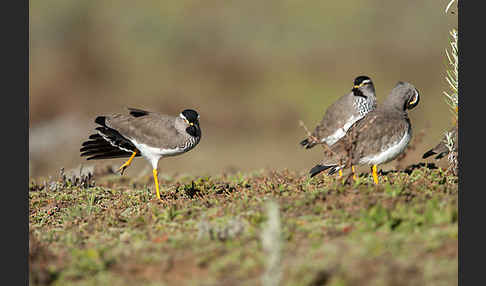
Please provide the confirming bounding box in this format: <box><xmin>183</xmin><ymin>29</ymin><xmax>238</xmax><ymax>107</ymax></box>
<box><xmin>422</xmin><ymin>149</ymin><xmax>437</xmax><ymax>159</ymax></box>
<box><xmin>95</xmin><ymin>116</ymin><xmax>106</xmax><ymax>126</ymax></box>
<box><xmin>128</xmin><ymin>108</ymin><xmax>150</xmax><ymax>117</ymax></box>
<box><xmin>95</xmin><ymin>126</ymin><xmax>106</xmax><ymax>133</ymax></box>
<box><xmin>80</xmin><ymin>150</ymin><xmax>95</xmax><ymax>158</ymax></box>
<box><xmin>89</xmin><ymin>134</ymin><xmax>102</xmax><ymax>140</ymax></box>
<box><xmin>328</xmin><ymin>167</ymin><xmax>339</xmax><ymax>175</ymax></box>
<box><xmin>80</xmin><ymin>132</ymin><xmax>136</xmax><ymax>160</ymax></box>
<box><xmin>82</xmin><ymin>139</ymin><xmax>104</xmax><ymax>147</ymax></box>
<box><xmin>309</xmin><ymin>164</ymin><xmax>332</xmax><ymax>178</ymax></box>
<box><xmin>82</xmin><ymin>151</ymin><xmax>139</xmax><ymax>160</ymax></box>
<box><xmin>300</xmin><ymin>138</ymin><xmax>316</xmax><ymax>149</ymax></box>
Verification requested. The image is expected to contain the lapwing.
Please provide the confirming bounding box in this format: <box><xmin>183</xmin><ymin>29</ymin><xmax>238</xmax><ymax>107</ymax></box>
<box><xmin>308</xmin><ymin>81</ymin><xmax>420</xmax><ymax>184</ymax></box>
<box><xmin>300</xmin><ymin>75</ymin><xmax>377</xmax><ymax>149</ymax></box>
<box><xmin>422</xmin><ymin>125</ymin><xmax>457</xmax><ymax>160</ymax></box>
<box><xmin>80</xmin><ymin>108</ymin><xmax>202</xmax><ymax>201</ymax></box>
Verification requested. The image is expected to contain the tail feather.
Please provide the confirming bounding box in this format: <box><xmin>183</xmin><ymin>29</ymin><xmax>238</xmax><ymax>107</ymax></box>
<box><xmin>80</xmin><ymin>146</ymin><xmax>119</xmax><ymax>156</ymax></box>
<box><xmin>80</xmin><ymin>118</ymin><xmax>140</xmax><ymax>160</ymax></box>
<box><xmin>422</xmin><ymin>149</ymin><xmax>437</xmax><ymax>159</ymax></box>
<box><xmin>127</xmin><ymin>108</ymin><xmax>150</xmax><ymax>117</ymax></box>
<box><xmin>89</xmin><ymin>133</ymin><xmax>103</xmax><ymax>140</ymax></box>
<box><xmin>300</xmin><ymin>138</ymin><xmax>317</xmax><ymax>149</ymax></box>
<box><xmin>94</xmin><ymin>127</ymin><xmax>137</xmax><ymax>153</ymax></box>
<box><xmin>327</xmin><ymin>166</ymin><xmax>341</xmax><ymax>175</ymax></box>
<box><xmin>309</xmin><ymin>164</ymin><xmax>333</xmax><ymax>178</ymax></box>
<box><xmin>86</xmin><ymin>151</ymin><xmax>137</xmax><ymax>160</ymax></box>
<box><xmin>81</xmin><ymin>138</ymin><xmax>107</xmax><ymax>147</ymax></box>
<box><xmin>300</xmin><ymin>138</ymin><xmax>309</xmax><ymax>146</ymax></box>
<box><xmin>433</xmin><ymin>151</ymin><xmax>448</xmax><ymax>160</ymax></box>
<box><xmin>80</xmin><ymin>135</ymin><xmax>137</xmax><ymax>160</ymax></box>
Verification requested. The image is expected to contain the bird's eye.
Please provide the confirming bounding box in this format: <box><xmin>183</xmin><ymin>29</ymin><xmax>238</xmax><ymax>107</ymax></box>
<box><xmin>409</xmin><ymin>96</ymin><xmax>417</xmax><ymax>105</ymax></box>
<box><xmin>408</xmin><ymin>91</ymin><xmax>419</xmax><ymax>107</ymax></box>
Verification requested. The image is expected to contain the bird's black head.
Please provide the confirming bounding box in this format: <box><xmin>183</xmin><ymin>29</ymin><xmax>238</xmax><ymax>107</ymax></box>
<box><xmin>181</xmin><ymin>109</ymin><xmax>199</xmax><ymax>124</ymax></box>
<box><xmin>353</xmin><ymin>75</ymin><xmax>372</xmax><ymax>87</ymax></box>
<box><xmin>352</xmin><ymin>75</ymin><xmax>374</xmax><ymax>98</ymax></box>
<box><xmin>180</xmin><ymin>109</ymin><xmax>201</xmax><ymax>137</ymax></box>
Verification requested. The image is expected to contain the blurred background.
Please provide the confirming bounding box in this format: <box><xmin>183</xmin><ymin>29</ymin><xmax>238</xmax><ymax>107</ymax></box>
<box><xmin>30</xmin><ymin>0</ymin><xmax>457</xmax><ymax>179</ymax></box>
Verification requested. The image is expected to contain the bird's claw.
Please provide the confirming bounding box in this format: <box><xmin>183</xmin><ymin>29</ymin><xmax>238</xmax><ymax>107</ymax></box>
<box><xmin>118</xmin><ymin>166</ymin><xmax>126</xmax><ymax>176</ymax></box>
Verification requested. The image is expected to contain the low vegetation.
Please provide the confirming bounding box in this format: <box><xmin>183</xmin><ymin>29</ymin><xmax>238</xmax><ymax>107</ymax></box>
<box><xmin>29</xmin><ymin>165</ymin><xmax>457</xmax><ymax>286</ymax></box>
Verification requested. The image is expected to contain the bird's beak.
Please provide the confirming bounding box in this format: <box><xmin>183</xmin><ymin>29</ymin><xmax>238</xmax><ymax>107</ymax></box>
<box><xmin>353</xmin><ymin>85</ymin><xmax>360</xmax><ymax>89</ymax></box>
<box><xmin>189</xmin><ymin>122</ymin><xmax>194</xmax><ymax>126</ymax></box>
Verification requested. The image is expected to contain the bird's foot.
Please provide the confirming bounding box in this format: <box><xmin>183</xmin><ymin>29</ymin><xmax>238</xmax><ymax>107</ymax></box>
<box><xmin>117</xmin><ymin>165</ymin><xmax>127</xmax><ymax>176</ymax></box>
<box><xmin>117</xmin><ymin>151</ymin><xmax>137</xmax><ymax>176</ymax></box>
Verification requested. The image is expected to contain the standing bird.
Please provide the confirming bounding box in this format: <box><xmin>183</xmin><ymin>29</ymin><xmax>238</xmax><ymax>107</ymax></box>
<box><xmin>80</xmin><ymin>108</ymin><xmax>202</xmax><ymax>201</ymax></box>
<box><xmin>300</xmin><ymin>75</ymin><xmax>377</xmax><ymax>149</ymax></box>
<box><xmin>309</xmin><ymin>81</ymin><xmax>420</xmax><ymax>184</ymax></box>
<box><xmin>422</xmin><ymin>125</ymin><xmax>457</xmax><ymax>160</ymax></box>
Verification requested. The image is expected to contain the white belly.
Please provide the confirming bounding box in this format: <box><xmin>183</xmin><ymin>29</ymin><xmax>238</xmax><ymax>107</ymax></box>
<box><xmin>130</xmin><ymin>139</ymin><xmax>186</xmax><ymax>169</ymax></box>
<box><xmin>359</xmin><ymin>132</ymin><xmax>411</xmax><ymax>165</ymax></box>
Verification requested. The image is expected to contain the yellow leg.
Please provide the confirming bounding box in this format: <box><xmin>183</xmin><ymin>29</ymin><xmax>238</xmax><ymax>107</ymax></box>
<box><xmin>372</xmin><ymin>165</ymin><xmax>379</xmax><ymax>184</ymax></box>
<box><xmin>338</xmin><ymin>169</ymin><xmax>343</xmax><ymax>177</ymax></box>
<box><xmin>118</xmin><ymin>150</ymin><xmax>137</xmax><ymax>175</ymax></box>
<box><xmin>352</xmin><ymin>165</ymin><xmax>357</xmax><ymax>180</ymax></box>
<box><xmin>153</xmin><ymin>168</ymin><xmax>163</xmax><ymax>201</ymax></box>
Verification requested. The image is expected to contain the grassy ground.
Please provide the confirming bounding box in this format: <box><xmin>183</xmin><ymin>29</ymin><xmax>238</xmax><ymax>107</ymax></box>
<box><xmin>29</xmin><ymin>165</ymin><xmax>457</xmax><ymax>286</ymax></box>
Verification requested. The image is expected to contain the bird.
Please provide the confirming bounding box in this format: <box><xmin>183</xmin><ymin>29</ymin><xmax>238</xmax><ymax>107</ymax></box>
<box><xmin>308</xmin><ymin>81</ymin><xmax>420</xmax><ymax>184</ymax></box>
<box><xmin>80</xmin><ymin>107</ymin><xmax>202</xmax><ymax>201</ymax></box>
<box><xmin>422</xmin><ymin>125</ymin><xmax>457</xmax><ymax>160</ymax></box>
<box><xmin>300</xmin><ymin>75</ymin><xmax>377</xmax><ymax>149</ymax></box>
